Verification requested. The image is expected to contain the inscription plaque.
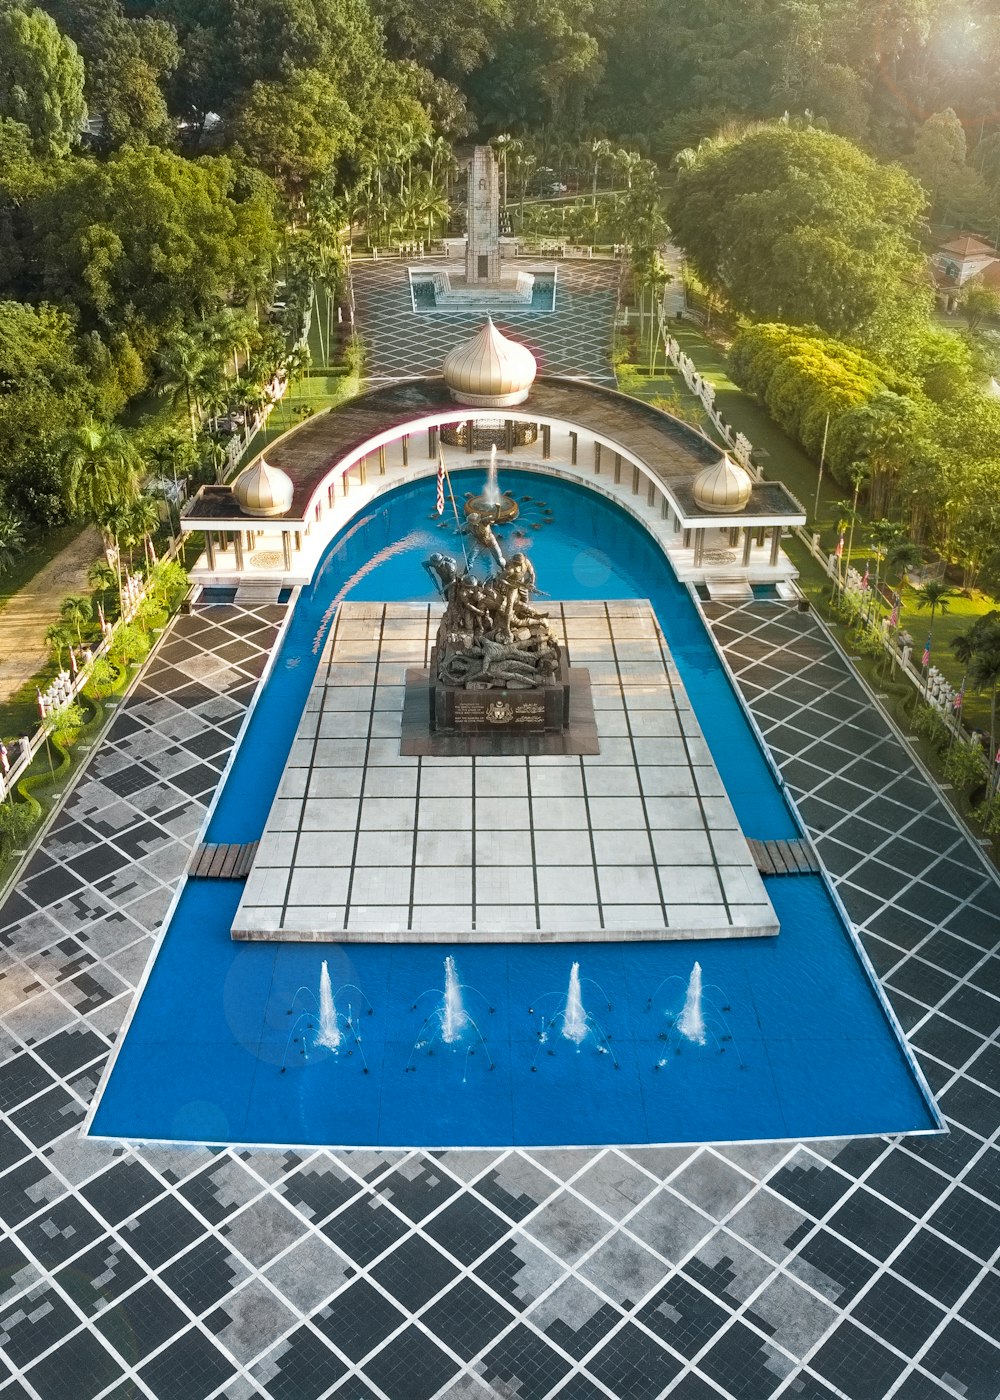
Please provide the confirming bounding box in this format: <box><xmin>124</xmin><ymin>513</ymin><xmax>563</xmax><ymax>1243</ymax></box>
<box><xmin>430</xmin><ymin>649</ymin><xmax>570</xmax><ymax>733</ymax></box>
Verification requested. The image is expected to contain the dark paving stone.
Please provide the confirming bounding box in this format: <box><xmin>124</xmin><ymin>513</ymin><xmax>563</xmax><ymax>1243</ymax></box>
<box><xmin>321</xmin><ymin>1195</ymin><xmax>410</xmax><ymax>1267</ymax></box>
<box><xmin>768</xmin><ymin>1156</ymin><xmax>853</xmax><ymax>1220</ymax></box>
<box><xmin>137</xmin><ymin>1326</ymin><xmax>236</xmax><ymax>1400</ymax></box>
<box><xmin>906</xmin><ymin>1124</ymin><xmax>985</xmax><ymax>1175</ymax></box>
<box><xmin>16</xmin><ymin>1198</ymin><xmax>105</xmax><ymax>1268</ymax></box>
<box><xmin>277</xmin><ymin>1161</ymin><xmax>362</xmax><ymax>1222</ymax></box>
<box><xmin>373</xmin><ymin>1156</ymin><xmax>460</xmax><ymax>1221</ymax></box>
<box><xmin>926</xmin><ymin>1186</ymin><xmax>1000</xmax><ymax>1260</ymax></box>
<box><xmin>962</xmin><ymin>1146</ymin><xmax>1000</xmax><ymax>1206</ymax></box>
<box><xmin>885</xmin><ymin>957</ymin><xmax>957</xmax><ymax>1010</ymax></box>
<box><xmin>938</xmin><ymin>1077</ymin><xmax>1000</xmax><ymax>1137</ymax></box>
<box><xmin>969</xmin><ymin>957</ymin><xmax>1000</xmax><ymax>1000</ymax></box>
<box><xmin>313</xmin><ymin>1278</ymin><xmax>404</xmax><ymax>1362</ymax></box>
<box><xmin>860</xmin><ymin>934</ymin><xmax>907</xmax><ymax>977</ymax></box>
<box><xmin>161</xmin><ymin>1237</ymin><xmax>249</xmax><ymax>1314</ymax></box>
<box><xmin>361</xmin><ymin>1325</ymin><xmax>458</xmax><ymax>1400</ymax></box>
<box><xmin>0</xmin><ymin>1119</ymin><xmax>31</xmax><ymax>1173</ymax></box>
<box><xmin>80</xmin><ymin>1160</ymin><xmax>164</xmax><ymax>1225</ymax></box>
<box><xmin>938</xmin><ymin>983</ymin><xmax>1000</xmax><ymax>1037</ymax></box>
<box><xmin>864</xmin><ymin>905</ymin><xmax>935</xmax><ymax>950</ymax></box>
<box><xmin>24</xmin><ymin>1325</ymin><xmax>124</xmax><ymax>1400</ymax></box>
<box><xmin>827</xmin><ymin>1189</ymin><xmax>914</xmax><ymax>1261</ymax></box>
<box><xmin>370</xmin><ymin>1233</ymin><xmax>458</xmax><ymax>1312</ymax></box>
<box><xmin>892</xmin><ymin>1228</ymin><xmax>981</xmax><ymax>1305</ymax></box>
<box><xmin>420</xmin><ymin>1276</ymin><xmax>515</xmax><ymax>1361</ymax></box>
<box><xmin>95</xmin><ymin>1279</ymin><xmax>187</xmax><ymax>1364</ymax></box>
<box><xmin>920</xmin><ymin>932</ymin><xmax>990</xmax><ymax>979</ymax></box>
<box><xmin>636</xmin><ymin>1274</ymin><xmax>729</xmax><ymax>1359</ymax></box>
<box><xmin>867</xmin><ymin>1152</ymin><xmax>950</xmax><ymax>1217</ymax></box>
<box><xmin>585</xmin><ymin>1321</ymin><xmax>682</xmax><ymax>1399</ymax></box>
<box><xmin>0</xmin><ymin>1052</ymin><xmax>55</xmax><ymax>1112</ymax></box>
<box><xmin>910</xmin><ymin>1016</ymin><xmax>985</xmax><ymax>1071</ymax></box>
<box><xmin>251</xmin><ymin>1325</ymin><xmax>346</xmax><ymax>1400</ymax></box>
<box><xmin>480</xmin><ymin>1322</ymin><xmax>571</xmax><ymax>1400</ymax></box>
<box><xmin>779</xmin><ymin>1371</ymin><xmax>843</xmax><ymax>1399</ymax></box>
<box><xmin>666</xmin><ymin>1373</ymin><xmax>737</xmax><ymax>1400</ymax></box>
<box><xmin>119</xmin><ymin>1194</ymin><xmax>206</xmax><ymax>1268</ymax></box>
<box><xmin>849</xmin><ymin>1272</ymin><xmax>946</xmax><ymax>1353</ymax></box>
<box><xmin>0</xmin><ymin>1155</ymin><xmax>63</xmax><ymax>1226</ymax></box>
<box><xmin>958</xmin><ymin>1268</ymin><xmax>1000</xmax><ymax>1335</ymax></box>
<box><xmin>423</xmin><ymin>1192</ymin><xmax>510</xmax><ymax>1265</ymax></box>
<box><xmin>0</xmin><ymin>1285</ymin><xmax>79</xmax><ymax>1367</ymax></box>
<box><xmin>32</xmin><ymin>1027</ymin><xmax>107</xmax><ymax>1077</ymax></box>
<box><xmin>891</xmin><ymin>1372</ymin><xmax>962</xmax><ymax>1399</ymax></box>
<box><xmin>789</xmin><ymin>1231</ymin><xmax>878</xmax><ymax>1307</ymax></box>
<box><xmin>967</xmin><ymin>1040</ymin><xmax>1000</xmax><ymax>1091</ymax></box>
<box><xmin>809</xmin><ymin>1321</ymin><xmax>906</xmax><ymax>1400</ymax></box>
<box><xmin>55</xmin><ymin>1237</ymin><xmax>147</xmax><ymax>1315</ymax></box>
<box><xmin>698</xmin><ymin>1320</ymin><xmax>794</xmax><ymax>1399</ymax></box>
<box><xmin>921</xmin><ymin>1317</ymin><xmax>1000</xmax><ymax>1399</ymax></box>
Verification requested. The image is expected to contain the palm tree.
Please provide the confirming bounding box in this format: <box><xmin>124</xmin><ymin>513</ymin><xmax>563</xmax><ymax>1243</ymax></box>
<box><xmin>58</xmin><ymin>424</ymin><xmax>140</xmax><ymax>521</ymax></box>
<box><xmin>914</xmin><ymin>579</ymin><xmax>955</xmax><ymax>650</ymax></box>
<box><xmin>842</xmin><ymin>462</ymin><xmax>868</xmax><ymax>571</ymax></box>
<box><xmin>155</xmin><ymin>334</ymin><xmax>213</xmax><ymax>440</ymax></box>
<box><xmin>60</xmin><ymin>596</ymin><xmax>93</xmax><ymax>646</ymax></box>
<box><xmin>0</xmin><ymin>515</ymin><xmax>26</xmax><ymax>575</ymax></box>
<box><xmin>866</xmin><ymin>519</ymin><xmax>902</xmax><ymax>618</ymax></box>
<box><xmin>590</xmin><ymin>137</ymin><xmax>614</xmax><ymax>206</ymax></box>
<box><xmin>887</xmin><ymin>538</ymin><xmax>922</xmax><ymax>590</ymax></box>
<box><xmin>44</xmin><ymin>624</ymin><xmax>71</xmax><ymax>668</ymax></box>
<box><xmin>128</xmin><ymin>496</ymin><xmax>161</xmax><ymax>567</ymax></box>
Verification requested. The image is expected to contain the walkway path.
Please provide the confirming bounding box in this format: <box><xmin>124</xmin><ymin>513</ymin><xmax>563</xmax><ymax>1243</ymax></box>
<box><xmin>0</xmin><ymin>526</ymin><xmax>104</xmax><ymax>705</ymax></box>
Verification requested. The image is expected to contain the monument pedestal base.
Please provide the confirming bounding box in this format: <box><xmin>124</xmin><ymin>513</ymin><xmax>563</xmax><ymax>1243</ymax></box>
<box><xmin>401</xmin><ymin>664</ymin><xmax>598</xmax><ymax>757</ymax></box>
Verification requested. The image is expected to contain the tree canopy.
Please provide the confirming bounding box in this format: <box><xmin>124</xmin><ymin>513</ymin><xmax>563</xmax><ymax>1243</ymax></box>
<box><xmin>670</xmin><ymin>126</ymin><xmax>930</xmax><ymax>353</ymax></box>
<box><xmin>0</xmin><ymin>1</ymin><xmax>86</xmax><ymax>156</ymax></box>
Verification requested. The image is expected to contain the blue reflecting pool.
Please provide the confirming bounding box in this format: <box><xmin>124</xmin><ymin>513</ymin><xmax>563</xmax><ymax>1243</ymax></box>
<box><xmin>90</xmin><ymin>469</ymin><xmax>938</xmax><ymax>1147</ymax></box>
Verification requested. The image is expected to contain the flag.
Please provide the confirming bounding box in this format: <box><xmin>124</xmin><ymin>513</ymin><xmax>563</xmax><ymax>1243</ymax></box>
<box><xmin>861</xmin><ymin>563</ymin><xmax>869</xmax><ymax>591</ymax></box>
<box><xmin>922</xmin><ymin>636</ymin><xmax>931</xmax><ymax>668</ymax></box>
<box><xmin>953</xmin><ymin>687</ymin><xmax>964</xmax><ymax>711</ymax></box>
<box><xmin>435</xmin><ymin>448</ymin><xmax>445</xmax><ymax>516</ymax></box>
<box><xmin>68</xmin><ymin>646</ymin><xmax>77</xmax><ymax>675</ymax></box>
<box><xmin>36</xmin><ymin>689</ymin><xmax>46</xmax><ymax>719</ymax></box>
<box><xmin>889</xmin><ymin>595</ymin><xmax>900</xmax><ymax>628</ymax></box>
<box><xmin>835</xmin><ymin>533</ymin><xmax>844</xmax><ymax>559</ymax></box>
<box><xmin>0</xmin><ymin>743</ymin><xmax>8</xmax><ymax>775</ymax></box>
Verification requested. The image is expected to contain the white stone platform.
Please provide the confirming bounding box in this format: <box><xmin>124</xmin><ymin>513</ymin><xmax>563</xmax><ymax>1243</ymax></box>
<box><xmin>230</xmin><ymin>601</ymin><xmax>779</xmax><ymax>942</ymax></box>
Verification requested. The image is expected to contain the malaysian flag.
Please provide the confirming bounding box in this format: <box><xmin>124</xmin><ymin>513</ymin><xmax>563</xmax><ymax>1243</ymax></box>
<box><xmin>36</xmin><ymin>689</ymin><xmax>46</xmax><ymax>720</ymax></box>
<box><xmin>835</xmin><ymin>533</ymin><xmax>844</xmax><ymax>559</ymax></box>
<box><xmin>0</xmin><ymin>743</ymin><xmax>8</xmax><ymax>775</ymax></box>
<box><xmin>889</xmin><ymin>595</ymin><xmax>900</xmax><ymax>628</ymax></box>
<box><xmin>861</xmin><ymin>563</ymin><xmax>869</xmax><ymax>591</ymax></box>
<box><xmin>922</xmin><ymin>636</ymin><xmax>931</xmax><ymax>668</ymax></box>
<box><xmin>436</xmin><ymin>448</ymin><xmax>446</xmax><ymax>516</ymax></box>
<box><xmin>953</xmin><ymin>687</ymin><xmax>964</xmax><ymax>711</ymax></box>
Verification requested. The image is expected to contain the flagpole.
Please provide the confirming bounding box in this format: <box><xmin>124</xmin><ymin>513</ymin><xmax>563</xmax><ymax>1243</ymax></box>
<box><xmin>439</xmin><ymin>447</ymin><xmax>470</xmax><ymax>569</ymax></box>
<box><xmin>813</xmin><ymin>411</ymin><xmax>830</xmax><ymax>523</ymax></box>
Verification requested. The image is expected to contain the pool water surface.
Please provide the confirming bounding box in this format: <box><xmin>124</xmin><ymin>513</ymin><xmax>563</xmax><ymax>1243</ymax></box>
<box><xmin>89</xmin><ymin>469</ymin><xmax>938</xmax><ymax>1148</ymax></box>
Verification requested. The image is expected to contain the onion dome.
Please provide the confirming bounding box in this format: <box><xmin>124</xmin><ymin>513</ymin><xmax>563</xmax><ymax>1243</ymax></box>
<box><xmin>442</xmin><ymin>316</ymin><xmax>537</xmax><ymax>407</ymax></box>
<box><xmin>692</xmin><ymin>453</ymin><xmax>753</xmax><ymax>514</ymax></box>
<box><xmin>233</xmin><ymin>457</ymin><xmax>293</xmax><ymax>517</ymax></box>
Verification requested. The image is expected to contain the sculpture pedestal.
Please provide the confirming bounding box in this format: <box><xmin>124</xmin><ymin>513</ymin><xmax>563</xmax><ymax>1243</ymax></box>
<box><xmin>430</xmin><ymin>650</ymin><xmax>569</xmax><ymax>735</ymax></box>
<box><xmin>401</xmin><ymin>662</ymin><xmax>597</xmax><ymax>757</ymax></box>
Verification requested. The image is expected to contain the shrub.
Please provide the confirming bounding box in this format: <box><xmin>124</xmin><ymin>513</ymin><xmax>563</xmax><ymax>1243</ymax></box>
<box><xmin>943</xmin><ymin>739</ymin><xmax>989</xmax><ymax>790</ymax></box>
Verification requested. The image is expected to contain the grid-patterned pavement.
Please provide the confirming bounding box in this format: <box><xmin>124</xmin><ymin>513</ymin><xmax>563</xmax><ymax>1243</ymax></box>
<box><xmin>1</xmin><ymin>597</ymin><xmax>999</xmax><ymax>1400</ymax></box>
<box><xmin>235</xmin><ymin>602</ymin><xmax>773</xmax><ymax>942</ymax></box>
<box><xmin>350</xmin><ymin>259</ymin><xmax>621</xmax><ymax>384</ymax></box>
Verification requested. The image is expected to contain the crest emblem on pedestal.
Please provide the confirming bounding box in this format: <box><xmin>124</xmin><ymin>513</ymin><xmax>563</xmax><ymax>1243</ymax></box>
<box><xmin>486</xmin><ymin>700</ymin><xmax>514</xmax><ymax>724</ymax></box>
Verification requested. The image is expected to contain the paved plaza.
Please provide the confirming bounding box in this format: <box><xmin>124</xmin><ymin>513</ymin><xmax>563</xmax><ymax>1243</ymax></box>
<box><xmin>0</xmin><ymin>593</ymin><xmax>999</xmax><ymax>1400</ymax></box>
<box><xmin>350</xmin><ymin>259</ymin><xmax>621</xmax><ymax>384</ymax></box>
<box><xmin>234</xmin><ymin>602</ymin><xmax>775</xmax><ymax>944</ymax></box>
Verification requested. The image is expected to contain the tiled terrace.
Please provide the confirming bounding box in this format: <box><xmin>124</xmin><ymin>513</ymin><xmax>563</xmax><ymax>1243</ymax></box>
<box><xmin>0</xmin><ymin>595</ymin><xmax>998</xmax><ymax>1400</ymax></box>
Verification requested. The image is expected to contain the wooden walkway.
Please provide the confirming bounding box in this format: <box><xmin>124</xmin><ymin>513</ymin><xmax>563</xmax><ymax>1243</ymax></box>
<box><xmin>188</xmin><ymin>842</ymin><xmax>258</xmax><ymax>880</ymax></box>
<box><xmin>747</xmin><ymin>837</ymin><xmax>820</xmax><ymax>877</ymax></box>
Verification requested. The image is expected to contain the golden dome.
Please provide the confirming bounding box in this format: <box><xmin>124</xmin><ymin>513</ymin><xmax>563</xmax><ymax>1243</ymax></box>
<box><xmin>233</xmin><ymin>457</ymin><xmax>293</xmax><ymax>517</ymax></box>
<box><xmin>692</xmin><ymin>453</ymin><xmax>753</xmax><ymax>513</ymax></box>
<box><xmin>442</xmin><ymin>317</ymin><xmax>537</xmax><ymax>407</ymax></box>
